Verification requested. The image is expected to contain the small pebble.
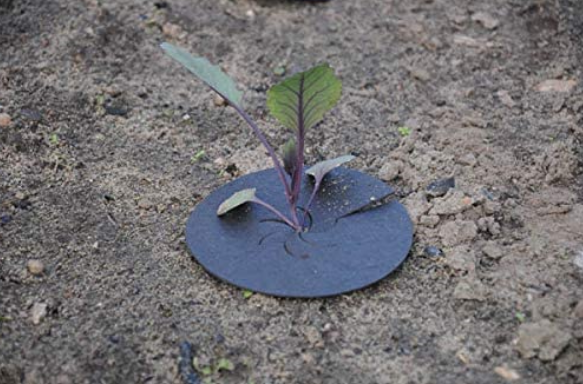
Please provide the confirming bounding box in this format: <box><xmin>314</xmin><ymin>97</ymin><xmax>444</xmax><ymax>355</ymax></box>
<box><xmin>138</xmin><ymin>198</ymin><xmax>154</xmax><ymax>210</ymax></box>
<box><xmin>20</xmin><ymin>108</ymin><xmax>42</xmax><ymax>121</ymax></box>
<box><xmin>419</xmin><ymin>214</ymin><xmax>440</xmax><ymax>227</ymax></box>
<box><xmin>162</xmin><ymin>23</ymin><xmax>182</xmax><ymax>38</ymax></box>
<box><xmin>387</xmin><ymin>113</ymin><xmax>400</xmax><ymax>123</ymax></box>
<box><xmin>494</xmin><ymin>366</ymin><xmax>520</xmax><ymax>381</ymax></box>
<box><xmin>379</xmin><ymin>161</ymin><xmax>402</xmax><ymax>181</ymax></box>
<box><xmin>574</xmin><ymin>251</ymin><xmax>583</xmax><ymax>270</ymax></box>
<box><xmin>482</xmin><ymin>243</ymin><xmax>504</xmax><ymax>259</ymax></box>
<box><xmin>273</xmin><ymin>66</ymin><xmax>286</xmax><ymax>76</ymax></box>
<box><xmin>214</xmin><ymin>95</ymin><xmax>226</xmax><ymax>107</ymax></box>
<box><xmin>574</xmin><ymin>300</ymin><xmax>583</xmax><ymax>319</ymax></box>
<box><xmin>27</xmin><ymin>260</ymin><xmax>45</xmax><ymax>276</ymax></box>
<box><xmin>409</xmin><ymin>67</ymin><xmax>430</xmax><ymax>82</ymax></box>
<box><xmin>0</xmin><ymin>112</ymin><xmax>11</xmax><ymax>127</ymax></box>
<box><xmin>423</xmin><ymin>246</ymin><xmax>443</xmax><ymax>258</ymax></box>
<box><xmin>497</xmin><ymin>90</ymin><xmax>516</xmax><ymax>108</ymax></box>
<box><xmin>471</xmin><ymin>12</ymin><xmax>499</xmax><ymax>30</ymax></box>
<box><xmin>426</xmin><ymin>177</ymin><xmax>455</xmax><ymax>197</ymax></box>
<box><xmin>1</xmin><ymin>214</ymin><xmax>12</xmax><ymax>225</ymax></box>
<box><xmin>453</xmin><ymin>275</ymin><xmax>487</xmax><ymax>301</ymax></box>
<box><xmin>104</xmin><ymin>105</ymin><xmax>128</xmax><ymax>116</ymax></box>
<box><xmin>31</xmin><ymin>303</ymin><xmax>48</xmax><ymax>325</ymax></box>
<box><xmin>457</xmin><ymin>153</ymin><xmax>477</xmax><ymax>167</ymax></box>
<box><xmin>481</xmin><ymin>188</ymin><xmax>495</xmax><ymax>201</ymax></box>
<box><xmin>536</xmin><ymin>79</ymin><xmax>577</xmax><ymax>93</ymax></box>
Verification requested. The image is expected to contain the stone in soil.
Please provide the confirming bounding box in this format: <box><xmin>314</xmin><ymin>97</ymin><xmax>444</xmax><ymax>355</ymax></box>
<box><xmin>162</xmin><ymin>23</ymin><xmax>183</xmax><ymax>39</ymax></box>
<box><xmin>439</xmin><ymin>220</ymin><xmax>478</xmax><ymax>247</ymax></box>
<box><xmin>138</xmin><ymin>198</ymin><xmax>154</xmax><ymax>210</ymax></box>
<box><xmin>494</xmin><ymin>366</ymin><xmax>520</xmax><ymax>381</ymax></box>
<box><xmin>445</xmin><ymin>245</ymin><xmax>476</xmax><ymax>272</ymax></box>
<box><xmin>378</xmin><ymin>161</ymin><xmax>402</xmax><ymax>181</ymax></box>
<box><xmin>214</xmin><ymin>95</ymin><xmax>226</xmax><ymax>107</ymax></box>
<box><xmin>453</xmin><ymin>274</ymin><xmax>487</xmax><ymax>301</ymax></box>
<box><xmin>31</xmin><ymin>303</ymin><xmax>48</xmax><ymax>325</ymax></box>
<box><xmin>20</xmin><ymin>108</ymin><xmax>42</xmax><ymax>121</ymax></box>
<box><xmin>515</xmin><ymin>319</ymin><xmax>572</xmax><ymax>361</ymax></box>
<box><xmin>457</xmin><ymin>153</ymin><xmax>477</xmax><ymax>167</ymax></box>
<box><xmin>419</xmin><ymin>214</ymin><xmax>440</xmax><ymax>227</ymax></box>
<box><xmin>423</xmin><ymin>245</ymin><xmax>443</xmax><ymax>258</ymax></box>
<box><xmin>471</xmin><ymin>12</ymin><xmax>499</xmax><ymax>29</ymax></box>
<box><xmin>535</xmin><ymin>79</ymin><xmax>577</xmax><ymax>93</ymax></box>
<box><xmin>431</xmin><ymin>190</ymin><xmax>474</xmax><ymax>216</ymax></box>
<box><xmin>426</xmin><ymin>177</ymin><xmax>455</xmax><ymax>198</ymax></box>
<box><xmin>1</xmin><ymin>214</ymin><xmax>12</xmax><ymax>225</ymax></box>
<box><xmin>497</xmin><ymin>90</ymin><xmax>516</xmax><ymax>108</ymax></box>
<box><xmin>104</xmin><ymin>105</ymin><xmax>128</xmax><ymax>116</ymax></box>
<box><xmin>0</xmin><ymin>112</ymin><xmax>11</xmax><ymax>127</ymax></box>
<box><xmin>482</xmin><ymin>242</ymin><xmax>504</xmax><ymax>259</ymax></box>
<box><xmin>27</xmin><ymin>260</ymin><xmax>45</xmax><ymax>276</ymax></box>
<box><xmin>403</xmin><ymin>192</ymin><xmax>432</xmax><ymax>225</ymax></box>
<box><xmin>574</xmin><ymin>251</ymin><xmax>583</xmax><ymax>271</ymax></box>
<box><xmin>409</xmin><ymin>67</ymin><xmax>430</xmax><ymax>82</ymax></box>
<box><xmin>574</xmin><ymin>300</ymin><xmax>583</xmax><ymax>319</ymax></box>
<box><xmin>477</xmin><ymin>217</ymin><xmax>500</xmax><ymax>236</ymax></box>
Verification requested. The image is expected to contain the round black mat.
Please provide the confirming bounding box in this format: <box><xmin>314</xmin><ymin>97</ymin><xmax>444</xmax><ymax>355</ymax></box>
<box><xmin>185</xmin><ymin>167</ymin><xmax>413</xmax><ymax>298</ymax></box>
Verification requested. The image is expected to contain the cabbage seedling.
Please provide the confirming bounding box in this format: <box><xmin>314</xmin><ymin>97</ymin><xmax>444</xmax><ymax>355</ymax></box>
<box><xmin>161</xmin><ymin>43</ymin><xmax>353</xmax><ymax>231</ymax></box>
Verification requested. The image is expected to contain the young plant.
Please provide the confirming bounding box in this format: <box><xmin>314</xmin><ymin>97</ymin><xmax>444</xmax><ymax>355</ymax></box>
<box><xmin>161</xmin><ymin>43</ymin><xmax>353</xmax><ymax>232</ymax></box>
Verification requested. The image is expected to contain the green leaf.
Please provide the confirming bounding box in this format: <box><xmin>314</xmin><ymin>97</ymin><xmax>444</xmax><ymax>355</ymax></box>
<box><xmin>215</xmin><ymin>358</ymin><xmax>235</xmax><ymax>372</ymax></box>
<box><xmin>281</xmin><ymin>138</ymin><xmax>297</xmax><ymax>176</ymax></box>
<box><xmin>398</xmin><ymin>126</ymin><xmax>411</xmax><ymax>137</ymax></box>
<box><xmin>217</xmin><ymin>188</ymin><xmax>256</xmax><ymax>216</ymax></box>
<box><xmin>191</xmin><ymin>149</ymin><xmax>206</xmax><ymax>163</ymax></box>
<box><xmin>515</xmin><ymin>312</ymin><xmax>526</xmax><ymax>322</ymax></box>
<box><xmin>306</xmin><ymin>155</ymin><xmax>355</xmax><ymax>183</ymax></box>
<box><xmin>49</xmin><ymin>133</ymin><xmax>59</xmax><ymax>145</ymax></box>
<box><xmin>267</xmin><ymin>64</ymin><xmax>342</xmax><ymax>132</ymax></box>
<box><xmin>161</xmin><ymin>42</ymin><xmax>243</xmax><ymax>107</ymax></box>
<box><xmin>242</xmin><ymin>289</ymin><xmax>254</xmax><ymax>299</ymax></box>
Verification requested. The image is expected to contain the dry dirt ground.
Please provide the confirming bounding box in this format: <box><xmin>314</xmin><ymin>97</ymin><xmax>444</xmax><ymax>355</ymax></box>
<box><xmin>1</xmin><ymin>0</ymin><xmax>583</xmax><ymax>383</ymax></box>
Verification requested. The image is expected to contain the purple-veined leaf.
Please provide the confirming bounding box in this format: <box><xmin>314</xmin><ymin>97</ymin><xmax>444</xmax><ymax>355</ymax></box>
<box><xmin>266</xmin><ymin>64</ymin><xmax>342</xmax><ymax>132</ymax></box>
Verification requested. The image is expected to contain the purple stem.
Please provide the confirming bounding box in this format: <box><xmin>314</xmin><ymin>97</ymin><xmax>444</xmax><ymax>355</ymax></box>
<box><xmin>289</xmin><ymin>75</ymin><xmax>306</xmax><ymax>226</ymax></box>
<box><xmin>251</xmin><ymin>197</ymin><xmax>298</xmax><ymax>230</ymax></box>
<box><xmin>231</xmin><ymin>105</ymin><xmax>292</xmax><ymax>201</ymax></box>
<box><xmin>301</xmin><ymin>179</ymin><xmax>320</xmax><ymax>227</ymax></box>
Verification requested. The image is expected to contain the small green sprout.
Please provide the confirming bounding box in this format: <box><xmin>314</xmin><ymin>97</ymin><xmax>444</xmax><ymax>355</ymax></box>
<box><xmin>193</xmin><ymin>357</ymin><xmax>235</xmax><ymax>380</ymax></box>
<box><xmin>242</xmin><ymin>289</ymin><xmax>254</xmax><ymax>299</ymax></box>
<box><xmin>273</xmin><ymin>65</ymin><xmax>286</xmax><ymax>76</ymax></box>
<box><xmin>515</xmin><ymin>312</ymin><xmax>526</xmax><ymax>322</ymax></box>
<box><xmin>215</xmin><ymin>358</ymin><xmax>235</xmax><ymax>372</ymax></box>
<box><xmin>398</xmin><ymin>126</ymin><xmax>411</xmax><ymax>137</ymax></box>
<box><xmin>191</xmin><ymin>149</ymin><xmax>206</xmax><ymax>163</ymax></box>
<box><xmin>49</xmin><ymin>133</ymin><xmax>59</xmax><ymax>145</ymax></box>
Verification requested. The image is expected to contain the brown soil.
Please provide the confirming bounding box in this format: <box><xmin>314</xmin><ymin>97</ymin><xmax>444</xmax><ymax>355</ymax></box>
<box><xmin>1</xmin><ymin>0</ymin><xmax>582</xmax><ymax>383</ymax></box>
